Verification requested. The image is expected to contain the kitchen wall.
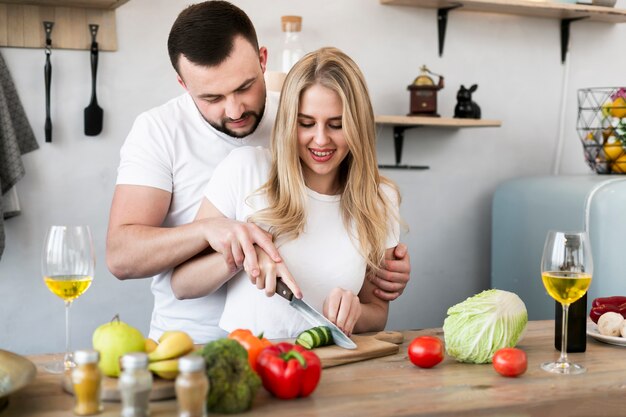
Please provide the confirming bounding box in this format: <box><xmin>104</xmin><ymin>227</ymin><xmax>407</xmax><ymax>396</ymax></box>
<box><xmin>1</xmin><ymin>0</ymin><xmax>624</xmax><ymax>354</ymax></box>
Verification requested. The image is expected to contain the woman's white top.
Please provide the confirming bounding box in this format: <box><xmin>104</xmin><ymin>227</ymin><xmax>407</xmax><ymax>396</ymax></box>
<box><xmin>204</xmin><ymin>146</ymin><xmax>399</xmax><ymax>338</ymax></box>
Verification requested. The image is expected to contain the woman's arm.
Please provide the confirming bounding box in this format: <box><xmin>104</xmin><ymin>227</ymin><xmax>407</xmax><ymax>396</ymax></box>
<box><xmin>170</xmin><ymin>198</ymin><xmax>241</xmax><ymax>299</ymax></box>
<box><xmin>171</xmin><ymin>198</ymin><xmax>302</xmax><ymax>300</ymax></box>
<box><xmin>323</xmin><ymin>248</ymin><xmax>393</xmax><ymax>336</ymax></box>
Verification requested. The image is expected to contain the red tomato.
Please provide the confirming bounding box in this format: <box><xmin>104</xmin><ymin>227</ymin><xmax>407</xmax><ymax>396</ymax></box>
<box><xmin>492</xmin><ymin>348</ymin><xmax>527</xmax><ymax>377</ymax></box>
<box><xmin>408</xmin><ymin>336</ymin><xmax>444</xmax><ymax>368</ymax></box>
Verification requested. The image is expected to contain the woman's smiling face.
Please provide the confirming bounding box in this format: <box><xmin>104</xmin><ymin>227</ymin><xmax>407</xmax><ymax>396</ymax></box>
<box><xmin>297</xmin><ymin>84</ymin><xmax>349</xmax><ymax>195</ymax></box>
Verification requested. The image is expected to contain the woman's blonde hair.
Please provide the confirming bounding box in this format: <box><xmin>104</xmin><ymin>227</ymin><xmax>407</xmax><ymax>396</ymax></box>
<box><xmin>250</xmin><ymin>47</ymin><xmax>400</xmax><ymax>273</ymax></box>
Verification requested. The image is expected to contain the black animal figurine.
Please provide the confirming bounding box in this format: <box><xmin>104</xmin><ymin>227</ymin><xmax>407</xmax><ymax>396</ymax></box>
<box><xmin>454</xmin><ymin>84</ymin><xmax>481</xmax><ymax>119</ymax></box>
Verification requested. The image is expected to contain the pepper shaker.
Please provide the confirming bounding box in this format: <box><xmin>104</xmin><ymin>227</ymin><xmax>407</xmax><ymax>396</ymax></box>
<box><xmin>119</xmin><ymin>353</ymin><xmax>152</xmax><ymax>417</ymax></box>
<box><xmin>175</xmin><ymin>355</ymin><xmax>209</xmax><ymax>417</ymax></box>
<box><xmin>71</xmin><ymin>350</ymin><xmax>103</xmax><ymax>416</ymax></box>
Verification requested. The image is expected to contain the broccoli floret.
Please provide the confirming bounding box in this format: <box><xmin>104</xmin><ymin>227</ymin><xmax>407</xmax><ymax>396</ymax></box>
<box><xmin>200</xmin><ymin>338</ymin><xmax>261</xmax><ymax>414</ymax></box>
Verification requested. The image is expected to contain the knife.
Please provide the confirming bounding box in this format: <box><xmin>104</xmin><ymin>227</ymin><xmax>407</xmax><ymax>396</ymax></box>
<box><xmin>276</xmin><ymin>279</ymin><xmax>357</xmax><ymax>350</ymax></box>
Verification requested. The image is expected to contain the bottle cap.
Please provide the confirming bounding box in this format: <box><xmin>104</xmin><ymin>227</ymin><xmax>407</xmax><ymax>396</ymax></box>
<box><xmin>120</xmin><ymin>352</ymin><xmax>149</xmax><ymax>370</ymax></box>
<box><xmin>178</xmin><ymin>355</ymin><xmax>205</xmax><ymax>373</ymax></box>
<box><xmin>281</xmin><ymin>15</ymin><xmax>302</xmax><ymax>32</ymax></box>
<box><xmin>74</xmin><ymin>349</ymin><xmax>99</xmax><ymax>365</ymax></box>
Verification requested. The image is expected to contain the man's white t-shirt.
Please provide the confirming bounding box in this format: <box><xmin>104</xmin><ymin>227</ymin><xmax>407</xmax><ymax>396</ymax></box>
<box><xmin>204</xmin><ymin>146</ymin><xmax>400</xmax><ymax>339</ymax></box>
<box><xmin>116</xmin><ymin>92</ymin><xmax>279</xmax><ymax>343</ymax></box>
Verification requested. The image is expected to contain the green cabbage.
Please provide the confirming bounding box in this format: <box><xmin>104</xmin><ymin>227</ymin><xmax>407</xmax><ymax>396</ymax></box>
<box><xmin>443</xmin><ymin>289</ymin><xmax>528</xmax><ymax>364</ymax></box>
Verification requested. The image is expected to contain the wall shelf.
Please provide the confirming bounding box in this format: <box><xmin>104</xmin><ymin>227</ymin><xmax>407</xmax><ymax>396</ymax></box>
<box><xmin>380</xmin><ymin>0</ymin><xmax>626</xmax><ymax>62</ymax></box>
<box><xmin>376</xmin><ymin>115</ymin><xmax>501</xmax><ymax>169</ymax></box>
<box><xmin>0</xmin><ymin>0</ymin><xmax>130</xmax><ymax>51</ymax></box>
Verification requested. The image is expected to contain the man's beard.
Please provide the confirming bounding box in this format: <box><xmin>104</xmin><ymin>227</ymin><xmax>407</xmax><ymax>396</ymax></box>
<box><xmin>208</xmin><ymin>103</ymin><xmax>266</xmax><ymax>138</ymax></box>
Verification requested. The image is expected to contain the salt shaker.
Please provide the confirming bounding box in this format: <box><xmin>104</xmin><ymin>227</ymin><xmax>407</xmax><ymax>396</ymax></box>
<box><xmin>71</xmin><ymin>349</ymin><xmax>102</xmax><ymax>416</ymax></box>
<box><xmin>175</xmin><ymin>355</ymin><xmax>209</xmax><ymax>417</ymax></box>
<box><xmin>118</xmin><ymin>353</ymin><xmax>152</xmax><ymax>417</ymax></box>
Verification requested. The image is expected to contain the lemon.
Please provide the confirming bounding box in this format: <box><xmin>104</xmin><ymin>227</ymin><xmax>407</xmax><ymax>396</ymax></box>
<box><xmin>602</xmin><ymin>100</ymin><xmax>613</xmax><ymax>118</ymax></box>
<box><xmin>609</xmin><ymin>97</ymin><xmax>626</xmax><ymax>119</ymax></box>
<box><xmin>611</xmin><ymin>153</ymin><xmax>626</xmax><ymax>174</ymax></box>
<box><xmin>603</xmin><ymin>137</ymin><xmax>623</xmax><ymax>161</ymax></box>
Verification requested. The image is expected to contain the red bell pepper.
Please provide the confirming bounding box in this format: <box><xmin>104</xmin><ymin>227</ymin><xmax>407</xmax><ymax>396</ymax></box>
<box><xmin>589</xmin><ymin>302</ymin><xmax>626</xmax><ymax>323</ymax></box>
<box><xmin>227</xmin><ymin>329</ymin><xmax>273</xmax><ymax>373</ymax></box>
<box><xmin>256</xmin><ymin>342</ymin><xmax>322</xmax><ymax>399</ymax></box>
<box><xmin>592</xmin><ymin>296</ymin><xmax>626</xmax><ymax>308</ymax></box>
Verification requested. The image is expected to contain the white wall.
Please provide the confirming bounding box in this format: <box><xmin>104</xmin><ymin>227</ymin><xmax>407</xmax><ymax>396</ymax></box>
<box><xmin>1</xmin><ymin>0</ymin><xmax>624</xmax><ymax>354</ymax></box>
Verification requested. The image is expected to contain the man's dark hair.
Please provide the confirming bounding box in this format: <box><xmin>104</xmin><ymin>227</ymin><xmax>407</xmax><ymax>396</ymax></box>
<box><xmin>167</xmin><ymin>1</ymin><xmax>259</xmax><ymax>73</ymax></box>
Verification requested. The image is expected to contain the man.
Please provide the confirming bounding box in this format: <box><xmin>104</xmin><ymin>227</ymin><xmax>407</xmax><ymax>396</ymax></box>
<box><xmin>106</xmin><ymin>0</ymin><xmax>410</xmax><ymax>343</ymax></box>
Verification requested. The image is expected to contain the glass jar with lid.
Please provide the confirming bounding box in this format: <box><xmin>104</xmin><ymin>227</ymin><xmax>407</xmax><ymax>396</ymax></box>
<box><xmin>71</xmin><ymin>349</ymin><xmax>103</xmax><ymax>416</ymax></box>
<box><xmin>175</xmin><ymin>355</ymin><xmax>209</xmax><ymax>417</ymax></box>
<box><xmin>118</xmin><ymin>352</ymin><xmax>152</xmax><ymax>417</ymax></box>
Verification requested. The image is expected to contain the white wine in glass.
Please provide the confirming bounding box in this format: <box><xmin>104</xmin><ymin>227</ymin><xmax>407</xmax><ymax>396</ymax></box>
<box><xmin>540</xmin><ymin>231</ymin><xmax>592</xmax><ymax>375</ymax></box>
<box><xmin>42</xmin><ymin>225</ymin><xmax>95</xmax><ymax>373</ymax></box>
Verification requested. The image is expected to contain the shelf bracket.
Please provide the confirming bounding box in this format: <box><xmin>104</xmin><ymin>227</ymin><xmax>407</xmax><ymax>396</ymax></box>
<box><xmin>437</xmin><ymin>4</ymin><xmax>463</xmax><ymax>57</ymax></box>
<box><xmin>560</xmin><ymin>16</ymin><xmax>588</xmax><ymax>64</ymax></box>
<box><xmin>378</xmin><ymin>125</ymin><xmax>429</xmax><ymax>170</ymax></box>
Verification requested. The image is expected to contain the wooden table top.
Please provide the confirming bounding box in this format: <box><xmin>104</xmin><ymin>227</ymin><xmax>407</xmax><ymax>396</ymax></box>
<box><xmin>3</xmin><ymin>320</ymin><xmax>625</xmax><ymax>417</ymax></box>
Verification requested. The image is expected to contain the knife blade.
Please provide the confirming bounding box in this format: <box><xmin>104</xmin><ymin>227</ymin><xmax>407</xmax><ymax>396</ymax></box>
<box><xmin>276</xmin><ymin>279</ymin><xmax>357</xmax><ymax>350</ymax></box>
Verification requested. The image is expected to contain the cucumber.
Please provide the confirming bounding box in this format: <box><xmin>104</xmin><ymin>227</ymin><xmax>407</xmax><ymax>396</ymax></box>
<box><xmin>295</xmin><ymin>326</ymin><xmax>335</xmax><ymax>349</ymax></box>
<box><xmin>318</xmin><ymin>326</ymin><xmax>332</xmax><ymax>345</ymax></box>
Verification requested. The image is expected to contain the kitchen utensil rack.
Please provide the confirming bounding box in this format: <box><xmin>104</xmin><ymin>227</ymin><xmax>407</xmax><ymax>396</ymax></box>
<box><xmin>0</xmin><ymin>0</ymin><xmax>129</xmax><ymax>51</ymax></box>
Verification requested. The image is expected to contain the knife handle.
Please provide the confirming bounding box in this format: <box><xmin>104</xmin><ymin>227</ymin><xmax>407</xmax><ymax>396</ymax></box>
<box><xmin>276</xmin><ymin>278</ymin><xmax>294</xmax><ymax>301</ymax></box>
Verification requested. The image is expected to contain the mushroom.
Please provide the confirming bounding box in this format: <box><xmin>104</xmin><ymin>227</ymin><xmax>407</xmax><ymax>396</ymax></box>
<box><xmin>598</xmin><ymin>312</ymin><xmax>624</xmax><ymax>337</ymax></box>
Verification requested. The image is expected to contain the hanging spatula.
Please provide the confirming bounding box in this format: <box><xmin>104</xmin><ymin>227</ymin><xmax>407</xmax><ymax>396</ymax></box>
<box><xmin>84</xmin><ymin>24</ymin><xmax>103</xmax><ymax>136</ymax></box>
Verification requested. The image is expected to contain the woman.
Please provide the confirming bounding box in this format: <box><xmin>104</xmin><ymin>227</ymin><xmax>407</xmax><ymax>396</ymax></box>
<box><xmin>171</xmin><ymin>47</ymin><xmax>401</xmax><ymax>338</ymax></box>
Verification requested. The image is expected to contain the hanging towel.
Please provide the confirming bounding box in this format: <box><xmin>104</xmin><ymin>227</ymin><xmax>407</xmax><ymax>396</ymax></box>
<box><xmin>0</xmin><ymin>51</ymin><xmax>39</xmax><ymax>261</ymax></box>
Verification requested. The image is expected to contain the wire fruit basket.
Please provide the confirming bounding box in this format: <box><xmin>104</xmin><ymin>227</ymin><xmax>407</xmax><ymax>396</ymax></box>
<box><xmin>577</xmin><ymin>87</ymin><xmax>626</xmax><ymax>174</ymax></box>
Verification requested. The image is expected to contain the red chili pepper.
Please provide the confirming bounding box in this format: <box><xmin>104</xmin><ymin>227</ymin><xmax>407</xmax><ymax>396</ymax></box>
<box><xmin>592</xmin><ymin>296</ymin><xmax>626</xmax><ymax>308</ymax></box>
<box><xmin>589</xmin><ymin>302</ymin><xmax>626</xmax><ymax>323</ymax></box>
<box><xmin>256</xmin><ymin>342</ymin><xmax>322</xmax><ymax>400</ymax></box>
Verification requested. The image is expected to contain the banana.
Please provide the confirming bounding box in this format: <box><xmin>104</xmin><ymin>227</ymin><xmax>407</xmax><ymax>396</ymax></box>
<box><xmin>148</xmin><ymin>330</ymin><xmax>194</xmax><ymax>362</ymax></box>
<box><xmin>145</xmin><ymin>338</ymin><xmax>158</xmax><ymax>354</ymax></box>
<box><xmin>148</xmin><ymin>358</ymin><xmax>179</xmax><ymax>380</ymax></box>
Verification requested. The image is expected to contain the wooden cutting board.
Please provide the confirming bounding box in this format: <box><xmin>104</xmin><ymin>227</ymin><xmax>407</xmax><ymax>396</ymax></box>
<box><xmin>62</xmin><ymin>373</ymin><xmax>175</xmax><ymax>401</ymax></box>
<box><xmin>315</xmin><ymin>330</ymin><xmax>404</xmax><ymax>368</ymax></box>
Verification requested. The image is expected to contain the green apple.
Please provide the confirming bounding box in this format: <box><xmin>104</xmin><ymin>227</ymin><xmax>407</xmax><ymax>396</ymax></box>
<box><xmin>92</xmin><ymin>315</ymin><xmax>145</xmax><ymax>377</ymax></box>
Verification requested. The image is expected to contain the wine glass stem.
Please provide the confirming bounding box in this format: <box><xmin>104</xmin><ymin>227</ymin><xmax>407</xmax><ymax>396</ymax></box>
<box><xmin>559</xmin><ymin>303</ymin><xmax>570</xmax><ymax>364</ymax></box>
<box><xmin>64</xmin><ymin>300</ymin><xmax>73</xmax><ymax>369</ymax></box>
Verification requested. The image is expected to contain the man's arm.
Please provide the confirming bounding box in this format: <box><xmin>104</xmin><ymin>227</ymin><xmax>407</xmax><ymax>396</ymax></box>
<box><xmin>170</xmin><ymin>198</ymin><xmax>302</xmax><ymax>299</ymax></box>
<box><xmin>106</xmin><ymin>185</ymin><xmax>213</xmax><ymax>279</ymax></box>
<box><xmin>106</xmin><ymin>185</ymin><xmax>282</xmax><ymax>280</ymax></box>
<box><xmin>371</xmin><ymin>243</ymin><xmax>411</xmax><ymax>301</ymax></box>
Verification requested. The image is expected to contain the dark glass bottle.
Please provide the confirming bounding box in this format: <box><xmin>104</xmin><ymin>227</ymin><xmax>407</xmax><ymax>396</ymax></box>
<box><xmin>554</xmin><ymin>234</ymin><xmax>587</xmax><ymax>353</ymax></box>
<box><xmin>555</xmin><ymin>294</ymin><xmax>587</xmax><ymax>352</ymax></box>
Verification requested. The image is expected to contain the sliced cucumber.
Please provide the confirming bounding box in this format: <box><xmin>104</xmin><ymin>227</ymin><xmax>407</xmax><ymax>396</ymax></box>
<box><xmin>295</xmin><ymin>326</ymin><xmax>335</xmax><ymax>349</ymax></box>
<box><xmin>319</xmin><ymin>326</ymin><xmax>333</xmax><ymax>345</ymax></box>
<box><xmin>295</xmin><ymin>331</ymin><xmax>315</xmax><ymax>349</ymax></box>
<box><xmin>312</xmin><ymin>326</ymin><xmax>328</xmax><ymax>345</ymax></box>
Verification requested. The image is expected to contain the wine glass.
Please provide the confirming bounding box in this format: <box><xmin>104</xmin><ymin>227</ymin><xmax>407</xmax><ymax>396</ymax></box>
<box><xmin>540</xmin><ymin>230</ymin><xmax>593</xmax><ymax>375</ymax></box>
<box><xmin>42</xmin><ymin>225</ymin><xmax>95</xmax><ymax>373</ymax></box>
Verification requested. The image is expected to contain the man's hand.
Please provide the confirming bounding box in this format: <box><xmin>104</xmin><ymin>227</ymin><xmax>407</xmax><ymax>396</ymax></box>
<box><xmin>323</xmin><ymin>288</ymin><xmax>362</xmax><ymax>337</ymax></box>
<box><xmin>249</xmin><ymin>246</ymin><xmax>302</xmax><ymax>299</ymax></box>
<box><xmin>201</xmin><ymin>217</ymin><xmax>282</xmax><ymax>277</ymax></box>
<box><xmin>371</xmin><ymin>243</ymin><xmax>411</xmax><ymax>301</ymax></box>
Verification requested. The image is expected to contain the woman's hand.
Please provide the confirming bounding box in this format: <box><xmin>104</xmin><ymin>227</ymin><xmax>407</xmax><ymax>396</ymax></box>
<box><xmin>248</xmin><ymin>245</ymin><xmax>302</xmax><ymax>299</ymax></box>
<box><xmin>323</xmin><ymin>288</ymin><xmax>362</xmax><ymax>336</ymax></box>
